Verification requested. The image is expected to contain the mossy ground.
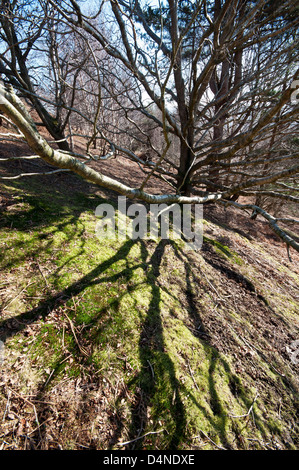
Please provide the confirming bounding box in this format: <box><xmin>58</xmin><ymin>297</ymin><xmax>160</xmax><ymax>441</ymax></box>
<box><xmin>0</xmin><ymin>168</ymin><xmax>298</xmax><ymax>450</ymax></box>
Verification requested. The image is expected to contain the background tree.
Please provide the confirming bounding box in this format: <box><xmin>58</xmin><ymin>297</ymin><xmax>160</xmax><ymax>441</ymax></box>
<box><xmin>0</xmin><ymin>0</ymin><xmax>75</xmax><ymax>149</ymax></box>
<box><xmin>0</xmin><ymin>0</ymin><xmax>298</xmax><ymax>253</ymax></box>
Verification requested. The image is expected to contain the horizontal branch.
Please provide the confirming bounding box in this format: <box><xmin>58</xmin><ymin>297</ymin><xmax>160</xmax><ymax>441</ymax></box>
<box><xmin>239</xmin><ymin>190</ymin><xmax>299</xmax><ymax>203</ymax></box>
<box><xmin>276</xmin><ymin>217</ymin><xmax>299</xmax><ymax>225</ymax></box>
<box><xmin>0</xmin><ymin>169</ymin><xmax>70</xmax><ymax>180</ymax></box>
<box><xmin>0</xmin><ymin>81</ymin><xmax>221</xmax><ymax>204</ymax></box>
<box><xmin>222</xmin><ymin>163</ymin><xmax>299</xmax><ymax>197</ymax></box>
<box><xmin>0</xmin><ymin>132</ymin><xmax>24</xmax><ymax>139</ymax></box>
<box><xmin>0</xmin><ymin>155</ymin><xmax>41</xmax><ymax>161</ymax></box>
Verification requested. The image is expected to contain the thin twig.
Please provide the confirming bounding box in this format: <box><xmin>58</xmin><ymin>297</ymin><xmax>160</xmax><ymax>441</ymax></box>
<box><xmin>229</xmin><ymin>393</ymin><xmax>259</xmax><ymax>418</ymax></box>
<box><xmin>28</xmin><ymin>417</ymin><xmax>54</xmax><ymax>436</ymax></box>
<box><xmin>44</xmin><ymin>369</ymin><xmax>55</xmax><ymax>388</ymax></box>
<box><xmin>116</xmin><ymin>429</ymin><xmax>164</xmax><ymax>447</ymax></box>
<box><xmin>64</xmin><ymin>308</ymin><xmax>89</xmax><ymax>357</ymax></box>
<box><xmin>0</xmin><ymin>169</ymin><xmax>70</xmax><ymax>180</ymax></box>
<box><xmin>2</xmin><ymin>390</ymin><xmax>11</xmax><ymax>422</ymax></box>
<box><xmin>147</xmin><ymin>359</ymin><xmax>155</xmax><ymax>379</ymax></box>
<box><xmin>187</xmin><ymin>360</ymin><xmax>199</xmax><ymax>391</ymax></box>
<box><xmin>194</xmin><ymin>430</ymin><xmax>227</xmax><ymax>450</ymax></box>
<box><xmin>3</xmin><ymin>281</ymin><xmax>33</xmax><ymax>311</ymax></box>
<box><xmin>36</xmin><ymin>261</ymin><xmax>49</xmax><ymax>288</ymax></box>
<box><xmin>8</xmin><ymin>389</ymin><xmax>41</xmax><ymax>440</ymax></box>
<box><xmin>202</xmin><ymin>270</ymin><xmax>225</xmax><ymax>302</ymax></box>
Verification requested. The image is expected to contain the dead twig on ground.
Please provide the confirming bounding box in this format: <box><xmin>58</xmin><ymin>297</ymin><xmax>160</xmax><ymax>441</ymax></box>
<box><xmin>7</xmin><ymin>388</ymin><xmax>41</xmax><ymax>442</ymax></box>
<box><xmin>229</xmin><ymin>393</ymin><xmax>259</xmax><ymax>419</ymax></box>
<box><xmin>2</xmin><ymin>389</ymin><xmax>11</xmax><ymax>422</ymax></box>
<box><xmin>187</xmin><ymin>359</ymin><xmax>199</xmax><ymax>391</ymax></box>
<box><xmin>193</xmin><ymin>430</ymin><xmax>227</xmax><ymax>450</ymax></box>
<box><xmin>64</xmin><ymin>302</ymin><xmax>89</xmax><ymax>357</ymax></box>
<box><xmin>2</xmin><ymin>281</ymin><xmax>33</xmax><ymax>311</ymax></box>
<box><xmin>116</xmin><ymin>429</ymin><xmax>165</xmax><ymax>447</ymax></box>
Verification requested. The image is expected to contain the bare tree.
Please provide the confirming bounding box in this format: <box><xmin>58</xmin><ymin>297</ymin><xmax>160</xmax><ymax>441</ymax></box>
<box><xmin>0</xmin><ymin>0</ymin><xmax>75</xmax><ymax>149</ymax></box>
<box><xmin>0</xmin><ymin>0</ymin><xmax>298</xmax><ymax>253</ymax></box>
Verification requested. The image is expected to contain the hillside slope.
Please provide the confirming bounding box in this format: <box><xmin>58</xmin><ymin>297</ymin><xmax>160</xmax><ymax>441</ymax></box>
<box><xmin>0</xmin><ymin>145</ymin><xmax>298</xmax><ymax>450</ymax></box>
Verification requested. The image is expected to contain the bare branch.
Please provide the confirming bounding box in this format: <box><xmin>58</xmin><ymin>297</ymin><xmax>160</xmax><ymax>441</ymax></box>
<box><xmin>221</xmin><ymin>200</ymin><xmax>299</xmax><ymax>255</ymax></box>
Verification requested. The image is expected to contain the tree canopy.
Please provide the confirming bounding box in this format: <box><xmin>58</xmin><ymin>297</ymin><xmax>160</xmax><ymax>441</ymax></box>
<box><xmin>0</xmin><ymin>0</ymin><xmax>298</xmax><ymax>252</ymax></box>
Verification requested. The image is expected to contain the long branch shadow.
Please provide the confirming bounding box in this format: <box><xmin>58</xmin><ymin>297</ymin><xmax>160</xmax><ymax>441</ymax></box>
<box><xmin>200</xmin><ymin>242</ymin><xmax>290</xmax><ymax>326</ymax></box>
<box><xmin>108</xmin><ymin>237</ymin><xmax>274</xmax><ymax>450</ymax></box>
<box><xmin>0</xmin><ymin>160</ymin><xmax>275</xmax><ymax>449</ymax></box>
<box><xmin>171</xmin><ymin>241</ymin><xmax>298</xmax><ymax>445</ymax></box>
<box><xmin>0</xmin><ymin>172</ymin><xmax>187</xmax><ymax>449</ymax></box>
<box><xmin>0</xmin><ymin>170</ymin><xmax>104</xmax><ymax>274</ymax></box>
<box><xmin>125</xmin><ymin>239</ymin><xmax>186</xmax><ymax>450</ymax></box>
<box><xmin>109</xmin><ymin>237</ymin><xmax>267</xmax><ymax>450</ymax></box>
<box><xmin>170</xmin><ymin>243</ymin><xmax>235</xmax><ymax>447</ymax></box>
<box><xmin>0</xmin><ymin>230</ymin><xmax>288</xmax><ymax>449</ymax></box>
<box><xmin>0</xmin><ymin>238</ymin><xmax>138</xmax><ymax>343</ymax></box>
<box><xmin>1</xmin><ymin>171</ymin><xmax>297</xmax><ymax>449</ymax></box>
<box><xmin>1</xmin><ymin>237</ymin><xmax>186</xmax><ymax>450</ymax></box>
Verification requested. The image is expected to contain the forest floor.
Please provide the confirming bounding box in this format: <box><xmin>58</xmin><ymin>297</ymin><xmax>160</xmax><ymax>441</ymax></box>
<box><xmin>0</xmin><ymin>135</ymin><xmax>298</xmax><ymax>450</ymax></box>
